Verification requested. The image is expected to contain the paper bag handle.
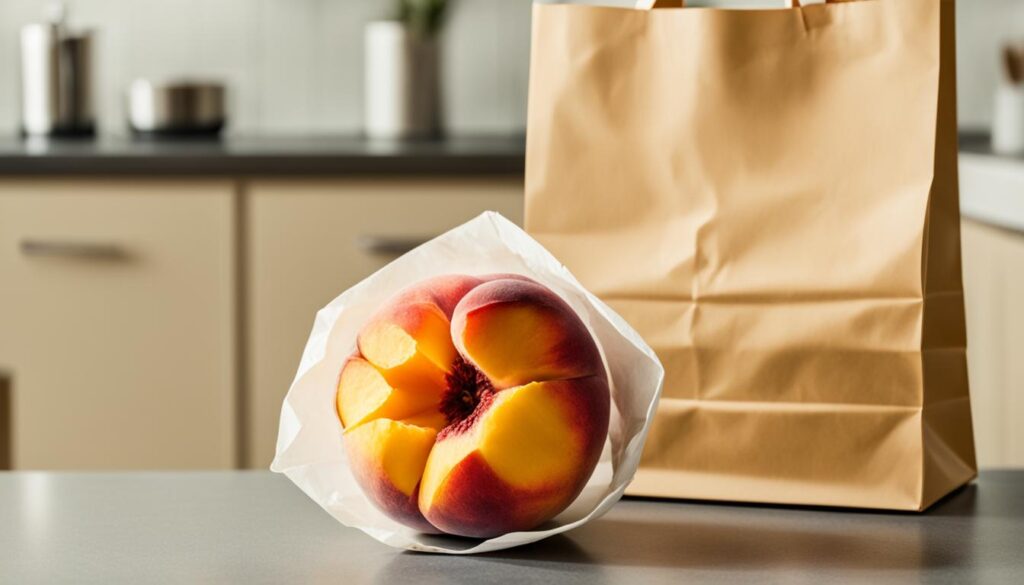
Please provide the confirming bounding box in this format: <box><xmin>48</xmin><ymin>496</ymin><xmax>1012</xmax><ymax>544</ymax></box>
<box><xmin>636</xmin><ymin>0</ymin><xmax>856</xmax><ymax>8</ymax></box>
<box><xmin>636</xmin><ymin>0</ymin><xmax>685</xmax><ymax>8</ymax></box>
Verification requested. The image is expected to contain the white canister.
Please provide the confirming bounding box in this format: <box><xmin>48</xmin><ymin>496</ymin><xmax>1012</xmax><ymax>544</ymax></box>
<box><xmin>364</xmin><ymin>21</ymin><xmax>441</xmax><ymax>139</ymax></box>
<box><xmin>992</xmin><ymin>84</ymin><xmax>1024</xmax><ymax>156</ymax></box>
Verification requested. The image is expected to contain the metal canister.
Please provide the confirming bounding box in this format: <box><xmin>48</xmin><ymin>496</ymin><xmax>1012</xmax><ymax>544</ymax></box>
<box><xmin>20</xmin><ymin>21</ymin><xmax>95</xmax><ymax>137</ymax></box>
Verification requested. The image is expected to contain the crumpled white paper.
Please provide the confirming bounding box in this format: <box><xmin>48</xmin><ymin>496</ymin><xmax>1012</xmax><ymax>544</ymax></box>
<box><xmin>271</xmin><ymin>211</ymin><xmax>664</xmax><ymax>554</ymax></box>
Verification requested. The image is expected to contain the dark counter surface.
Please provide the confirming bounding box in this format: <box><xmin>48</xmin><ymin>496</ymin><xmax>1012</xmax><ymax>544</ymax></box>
<box><xmin>0</xmin><ymin>134</ymin><xmax>525</xmax><ymax>176</ymax></box>
<box><xmin>959</xmin><ymin>130</ymin><xmax>1024</xmax><ymax>162</ymax></box>
<box><xmin>0</xmin><ymin>132</ymin><xmax>1013</xmax><ymax>179</ymax></box>
<box><xmin>1</xmin><ymin>470</ymin><xmax>1021</xmax><ymax>584</ymax></box>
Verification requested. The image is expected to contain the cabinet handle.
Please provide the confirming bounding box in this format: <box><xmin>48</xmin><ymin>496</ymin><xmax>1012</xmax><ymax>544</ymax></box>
<box><xmin>19</xmin><ymin>239</ymin><xmax>128</xmax><ymax>261</ymax></box>
<box><xmin>355</xmin><ymin>235</ymin><xmax>430</xmax><ymax>256</ymax></box>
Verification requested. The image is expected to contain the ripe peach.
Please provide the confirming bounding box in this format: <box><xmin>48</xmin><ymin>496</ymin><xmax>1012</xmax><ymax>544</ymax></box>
<box><xmin>336</xmin><ymin>274</ymin><xmax>609</xmax><ymax>538</ymax></box>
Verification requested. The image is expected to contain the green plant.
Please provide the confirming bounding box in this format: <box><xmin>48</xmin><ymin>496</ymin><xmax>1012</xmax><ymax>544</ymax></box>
<box><xmin>397</xmin><ymin>0</ymin><xmax>448</xmax><ymax>38</ymax></box>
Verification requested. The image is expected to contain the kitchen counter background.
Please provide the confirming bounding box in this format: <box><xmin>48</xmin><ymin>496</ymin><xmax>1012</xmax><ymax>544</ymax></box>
<box><xmin>0</xmin><ymin>135</ymin><xmax>525</xmax><ymax>176</ymax></box>
<box><xmin>2</xmin><ymin>131</ymin><xmax>1018</xmax><ymax>177</ymax></box>
<box><xmin>0</xmin><ymin>0</ymin><xmax>1018</xmax><ymax>137</ymax></box>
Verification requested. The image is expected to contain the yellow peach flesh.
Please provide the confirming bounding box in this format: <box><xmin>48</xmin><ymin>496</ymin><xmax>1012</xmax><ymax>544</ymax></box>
<box><xmin>460</xmin><ymin>305</ymin><xmax>558</xmax><ymax>385</ymax></box>
<box><xmin>480</xmin><ymin>382</ymin><xmax>579</xmax><ymax>488</ymax></box>
<box><xmin>345</xmin><ymin>419</ymin><xmax>436</xmax><ymax>497</ymax></box>
<box><xmin>399</xmin><ymin>409</ymin><xmax>448</xmax><ymax>432</ymax></box>
<box><xmin>418</xmin><ymin>381</ymin><xmax>579</xmax><ymax>509</ymax></box>
<box><xmin>336</xmin><ymin>357</ymin><xmax>444</xmax><ymax>429</ymax></box>
<box><xmin>358</xmin><ymin>312</ymin><xmax>452</xmax><ymax>392</ymax></box>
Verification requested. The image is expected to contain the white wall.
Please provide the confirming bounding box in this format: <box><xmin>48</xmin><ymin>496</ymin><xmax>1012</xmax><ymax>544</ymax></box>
<box><xmin>0</xmin><ymin>0</ymin><xmax>1017</xmax><ymax>136</ymax></box>
<box><xmin>0</xmin><ymin>0</ymin><xmax>532</xmax><ymax>135</ymax></box>
<box><xmin>956</xmin><ymin>0</ymin><xmax>1024</xmax><ymax>131</ymax></box>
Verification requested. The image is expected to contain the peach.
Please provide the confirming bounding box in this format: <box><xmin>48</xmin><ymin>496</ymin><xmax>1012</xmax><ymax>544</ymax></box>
<box><xmin>336</xmin><ymin>274</ymin><xmax>609</xmax><ymax>538</ymax></box>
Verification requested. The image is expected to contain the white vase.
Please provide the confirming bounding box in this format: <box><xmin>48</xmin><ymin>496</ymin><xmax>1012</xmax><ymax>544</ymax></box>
<box><xmin>992</xmin><ymin>84</ymin><xmax>1024</xmax><ymax>156</ymax></box>
<box><xmin>364</xmin><ymin>21</ymin><xmax>442</xmax><ymax>140</ymax></box>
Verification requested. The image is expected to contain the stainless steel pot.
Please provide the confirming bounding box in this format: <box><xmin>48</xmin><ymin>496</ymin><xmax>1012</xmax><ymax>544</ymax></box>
<box><xmin>127</xmin><ymin>80</ymin><xmax>226</xmax><ymax>137</ymax></box>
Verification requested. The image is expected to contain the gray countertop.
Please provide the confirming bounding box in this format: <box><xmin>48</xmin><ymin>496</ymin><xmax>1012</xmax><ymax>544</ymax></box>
<box><xmin>0</xmin><ymin>134</ymin><xmax>525</xmax><ymax>176</ymax></box>
<box><xmin>1</xmin><ymin>470</ymin><xmax>1021</xmax><ymax>584</ymax></box>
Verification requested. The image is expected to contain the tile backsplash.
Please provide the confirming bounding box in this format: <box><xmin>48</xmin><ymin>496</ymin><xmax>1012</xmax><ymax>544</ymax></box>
<box><xmin>0</xmin><ymin>0</ymin><xmax>1018</xmax><ymax>136</ymax></box>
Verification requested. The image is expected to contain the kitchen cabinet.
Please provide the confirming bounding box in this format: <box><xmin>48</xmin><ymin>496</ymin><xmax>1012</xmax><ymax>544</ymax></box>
<box><xmin>0</xmin><ymin>181</ymin><xmax>237</xmax><ymax>469</ymax></box>
<box><xmin>961</xmin><ymin>218</ymin><xmax>1024</xmax><ymax>468</ymax></box>
<box><xmin>246</xmin><ymin>178</ymin><xmax>524</xmax><ymax>467</ymax></box>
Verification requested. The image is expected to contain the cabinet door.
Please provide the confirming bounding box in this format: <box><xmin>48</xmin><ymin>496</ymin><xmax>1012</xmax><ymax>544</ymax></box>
<box><xmin>0</xmin><ymin>181</ymin><xmax>236</xmax><ymax>469</ymax></box>
<box><xmin>248</xmin><ymin>178</ymin><xmax>523</xmax><ymax>467</ymax></box>
<box><xmin>961</xmin><ymin>219</ymin><xmax>1024</xmax><ymax>468</ymax></box>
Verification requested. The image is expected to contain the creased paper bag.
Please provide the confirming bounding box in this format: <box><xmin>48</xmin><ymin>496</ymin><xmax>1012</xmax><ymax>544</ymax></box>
<box><xmin>526</xmin><ymin>0</ymin><xmax>976</xmax><ymax>511</ymax></box>
<box><xmin>271</xmin><ymin>212</ymin><xmax>664</xmax><ymax>554</ymax></box>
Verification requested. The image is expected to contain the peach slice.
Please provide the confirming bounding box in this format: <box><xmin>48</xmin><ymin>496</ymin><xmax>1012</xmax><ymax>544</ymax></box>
<box><xmin>418</xmin><ymin>376</ymin><xmax>609</xmax><ymax>537</ymax></box>
<box><xmin>357</xmin><ymin>275</ymin><xmax>483</xmax><ymax>392</ymax></box>
<box><xmin>337</xmin><ymin>273</ymin><xmax>609</xmax><ymax>538</ymax></box>
<box><xmin>357</xmin><ymin>305</ymin><xmax>452</xmax><ymax>392</ymax></box>
<box><xmin>336</xmin><ymin>357</ymin><xmax>443</xmax><ymax>429</ymax></box>
<box><xmin>452</xmin><ymin>279</ymin><xmax>603</xmax><ymax>388</ymax></box>
<box><xmin>344</xmin><ymin>419</ymin><xmax>439</xmax><ymax>534</ymax></box>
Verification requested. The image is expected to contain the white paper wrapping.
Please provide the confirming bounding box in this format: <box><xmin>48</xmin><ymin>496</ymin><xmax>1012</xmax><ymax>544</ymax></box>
<box><xmin>271</xmin><ymin>212</ymin><xmax>664</xmax><ymax>554</ymax></box>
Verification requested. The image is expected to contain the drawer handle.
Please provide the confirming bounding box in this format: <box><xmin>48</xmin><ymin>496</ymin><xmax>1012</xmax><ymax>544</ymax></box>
<box><xmin>20</xmin><ymin>239</ymin><xmax>128</xmax><ymax>261</ymax></box>
<box><xmin>356</xmin><ymin>235</ymin><xmax>430</xmax><ymax>256</ymax></box>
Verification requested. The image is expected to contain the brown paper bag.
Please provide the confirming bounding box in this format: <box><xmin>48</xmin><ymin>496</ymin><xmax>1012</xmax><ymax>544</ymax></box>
<box><xmin>525</xmin><ymin>0</ymin><xmax>976</xmax><ymax>510</ymax></box>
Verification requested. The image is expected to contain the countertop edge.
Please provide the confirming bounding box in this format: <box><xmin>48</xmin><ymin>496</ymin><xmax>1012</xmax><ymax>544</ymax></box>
<box><xmin>0</xmin><ymin>135</ymin><xmax>527</xmax><ymax>177</ymax></box>
<box><xmin>0</xmin><ymin>156</ymin><xmax>525</xmax><ymax>177</ymax></box>
<box><xmin>959</xmin><ymin>152</ymin><xmax>1024</xmax><ymax>235</ymax></box>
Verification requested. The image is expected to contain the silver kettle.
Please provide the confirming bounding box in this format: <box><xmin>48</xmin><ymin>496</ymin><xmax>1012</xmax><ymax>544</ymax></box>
<box><xmin>20</xmin><ymin>2</ymin><xmax>95</xmax><ymax>137</ymax></box>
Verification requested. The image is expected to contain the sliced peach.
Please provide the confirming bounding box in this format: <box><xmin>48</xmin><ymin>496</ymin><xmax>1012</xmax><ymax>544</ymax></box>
<box><xmin>337</xmin><ymin>274</ymin><xmax>610</xmax><ymax>538</ymax></box>
<box><xmin>451</xmin><ymin>279</ymin><xmax>603</xmax><ymax>388</ymax></box>
<box><xmin>358</xmin><ymin>304</ymin><xmax>452</xmax><ymax>390</ymax></box>
<box><xmin>418</xmin><ymin>376</ymin><xmax>609</xmax><ymax>538</ymax></box>
<box><xmin>344</xmin><ymin>419</ymin><xmax>439</xmax><ymax>533</ymax></box>
<box><xmin>356</xmin><ymin>276</ymin><xmax>484</xmax><ymax>392</ymax></box>
<box><xmin>336</xmin><ymin>357</ymin><xmax>443</xmax><ymax>428</ymax></box>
